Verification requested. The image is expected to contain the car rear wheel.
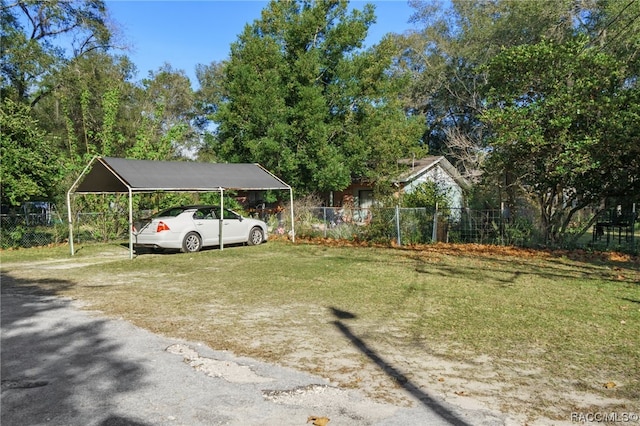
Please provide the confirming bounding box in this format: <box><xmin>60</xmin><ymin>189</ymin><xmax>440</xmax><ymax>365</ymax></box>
<box><xmin>182</xmin><ymin>232</ymin><xmax>202</xmax><ymax>253</ymax></box>
<box><xmin>247</xmin><ymin>227</ymin><xmax>264</xmax><ymax>246</ymax></box>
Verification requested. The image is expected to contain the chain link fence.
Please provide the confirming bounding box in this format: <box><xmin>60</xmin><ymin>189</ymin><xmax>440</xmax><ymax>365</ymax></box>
<box><xmin>2</xmin><ymin>204</ymin><xmax>638</xmax><ymax>254</ymax></box>
<box><xmin>293</xmin><ymin>207</ymin><xmax>527</xmax><ymax>244</ymax></box>
<box><xmin>1</xmin><ymin>205</ymin><xmax>131</xmax><ymax>249</ymax></box>
<box><xmin>1</xmin><ymin>214</ymin><xmax>65</xmax><ymax>248</ymax></box>
<box><xmin>291</xmin><ymin>206</ymin><xmax>638</xmax><ymax>253</ymax></box>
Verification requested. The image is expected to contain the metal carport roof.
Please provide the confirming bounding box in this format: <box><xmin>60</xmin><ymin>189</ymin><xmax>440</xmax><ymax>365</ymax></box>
<box><xmin>74</xmin><ymin>157</ymin><xmax>291</xmax><ymax>193</ymax></box>
<box><xmin>67</xmin><ymin>156</ymin><xmax>294</xmax><ymax>258</ymax></box>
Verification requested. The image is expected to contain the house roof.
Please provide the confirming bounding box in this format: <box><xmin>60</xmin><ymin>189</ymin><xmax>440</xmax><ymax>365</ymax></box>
<box><xmin>394</xmin><ymin>156</ymin><xmax>470</xmax><ymax>189</ymax></box>
<box><xmin>72</xmin><ymin>157</ymin><xmax>291</xmax><ymax>194</ymax></box>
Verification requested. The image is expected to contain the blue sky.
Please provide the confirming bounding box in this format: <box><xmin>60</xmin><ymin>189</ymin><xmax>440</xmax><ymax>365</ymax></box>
<box><xmin>106</xmin><ymin>1</ymin><xmax>418</xmax><ymax>85</ymax></box>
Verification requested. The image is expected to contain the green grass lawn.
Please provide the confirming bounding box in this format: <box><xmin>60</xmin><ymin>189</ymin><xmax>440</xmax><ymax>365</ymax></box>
<box><xmin>2</xmin><ymin>240</ymin><xmax>639</xmax><ymax>421</ymax></box>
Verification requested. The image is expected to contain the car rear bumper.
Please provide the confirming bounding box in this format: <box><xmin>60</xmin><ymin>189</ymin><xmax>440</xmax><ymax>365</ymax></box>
<box><xmin>134</xmin><ymin>232</ymin><xmax>183</xmax><ymax>249</ymax></box>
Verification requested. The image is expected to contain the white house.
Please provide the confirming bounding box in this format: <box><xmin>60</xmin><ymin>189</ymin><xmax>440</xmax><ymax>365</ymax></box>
<box><xmin>394</xmin><ymin>156</ymin><xmax>470</xmax><ymax>210</ymax></box>
<box><xmin>326</xmin><ymin>156</ymin><xmax>470</xmax><ymax>210</ymax></box>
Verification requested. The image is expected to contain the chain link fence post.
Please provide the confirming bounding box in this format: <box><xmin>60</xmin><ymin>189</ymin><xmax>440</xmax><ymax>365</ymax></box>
<box><xmin>395</xmin><ymin>205</ymin><xmax>401</xmax><ymax>246</ymax></box>
<box><xmin>432</xmin><ymin>203</ymin><xmax>438</xmax><ymax>243</ymax></box>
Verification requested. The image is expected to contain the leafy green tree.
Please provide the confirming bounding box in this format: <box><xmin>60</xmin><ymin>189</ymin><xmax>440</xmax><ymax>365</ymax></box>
<box><xmin>193</xmin><ymin>61</ymin><xmax>226</xmax><ymax>162</ymax></box>
<box><xmin>402</xmin><ymin>181</ymin><xmax>451</xmax><ymax>211</ymax></box>
<box><xmin>580</xmin><ymin>0</ymin><xmax>640</xmax><ymax>75</ymax></box>
<box><xmin>1</xmin><ymin>0</ymin><xmax>123</xmax><ymax>205</ymax></box>
<box><xmin>390</xmin><ymin>0</ymin><xmax>639</xmax><ymax>241</ymax></box>
<box><xmin>128</xmin><ymin>64</ymin><xmax>197</xmax><ymax>160</ymax></box>
<box><xmin>206</xmin><ymin>0</ymin><xmax>425</xmax><ymax>194</ymax></box>
<box><xmin>1</xmin><ymin>0</ymin><xmax>113</xmax><ymax>107</ymax></box>
<box><xmin>482</xmin><ymin>36</ymin><xmax>639</xmax><ymax>243</ymax></box>
<box><xmin>0</xmin><ymin>98</ymin><xmax>63</xmax><ymax>205</ymax></box>
<box><xmin>33</xmin><ymin>52</ymin><xmax>137</xmax><ymax>162</ymax></box>
<box><xmin>390</xmin><ymin>0</ymin><xmax>579</xmax><ymax>175</ymax></box>
<box><xmin>392</xmin><ymin>0</ymin><xmax>640</xmax><ymax>179</ymax></box>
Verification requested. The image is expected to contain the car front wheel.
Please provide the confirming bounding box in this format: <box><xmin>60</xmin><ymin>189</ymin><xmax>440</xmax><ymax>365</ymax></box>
<box><xmin>247</xmin><ymin>227</ymin><xmax>264</xmax><ymax>246</ymax></box>
<box><xmin>182</xmin><ymin>232</ymin><xmax>202</xmax><ymax>253</ymax></box>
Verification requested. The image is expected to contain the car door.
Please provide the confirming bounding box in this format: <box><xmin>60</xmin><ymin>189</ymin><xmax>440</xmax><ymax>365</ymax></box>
<box><xmin>221</xmin><ymin>208</ymin><xmax>246</xmax><ymax>244</ymax></box>
<box><xmin>192</xmin><ymin>207</ymin><xmax>219</xmax><ymax>246</ymax></box>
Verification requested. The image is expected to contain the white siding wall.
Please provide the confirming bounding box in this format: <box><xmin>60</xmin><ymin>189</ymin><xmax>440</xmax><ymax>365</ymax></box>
<box><xmin>403</xmin><ymin>164</ymin><xmax>464</xmax><ymax>209</ymax></box>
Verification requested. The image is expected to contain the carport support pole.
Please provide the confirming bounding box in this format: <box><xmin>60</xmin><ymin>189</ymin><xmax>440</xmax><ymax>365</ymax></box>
<box><xmin>66</xmin><ymin>156</ymin><xmax>97</xmax><ymax>256</ymax></box>
<box><xmin>219</xmin><ymin>188</ymin><xmax>224</xmax><ymax>251</ymax></box>
<box><xmin>67</xmin><ymin>191</ymin><xmax>75</xmax><ymax>256</ymax></box>
<box><xmin>128</xmin><ymin>189</ymin><xmax>134</xmax><ymax>259</ymax></box>
<box><xmin>289</xmin><ymin>188</ymin><xmax>295</xmax><ymax>242</ymax></box>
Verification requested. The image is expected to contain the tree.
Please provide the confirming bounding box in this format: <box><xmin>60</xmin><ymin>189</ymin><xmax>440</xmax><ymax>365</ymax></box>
<box><xmin>0</xmin><ymin>98</ymin><xmax>63</xmax><ymax>205</ymax></box>
<box><xmin>194</xmin><ymin>61</ymin><xmax>227</xmax><ymax>162</ymax></box>
<box><xmin>32</xmin><ymin>51</ymin><xmax>138</xmax><ymax>162</ymax></box>
<box><xmin>207</xmin><ymin>0</ymin><xmax>425</xmax><ymax>194</ymax></box>
<box><xmin>1</xmin><ymin>0</ymin><xmax>124</xmax><ymax>205</ymax></box>
<box><xmin>482</xmin><ymin>36</ymin><xmax>639</xmax><ymax>243</ymax></box>
<box><xmin>390</xmin><ymin>0</ymin><xmax>640</xmax><ymax>182</ymax></box>
<box><xmin>389</xmin><ymin>0</ymin><xmax>639</xmax><ymax>240</ymax></box>
<box><xmin>127</xmin><ymin>64</ymin><xmax>197</xmax><ymax>160</ymax></box>
<box><xmin>1</xmin><ymin>1</ymin><xmax>204</xmax><ymax>210</ymax></box>
<box><xmin>402</xmin><ymin>180</ymin><xmax>451</xmax><ymax>211</ymax></box>
<box><xmin>393</xmin><ymin>0</ymin><xmax>577</xmax><ymax>156</ymax></box>
<box><xmin>1</xmin><ymin>0</ymin><xmax>113</xmax><ymax>107</ymax></box>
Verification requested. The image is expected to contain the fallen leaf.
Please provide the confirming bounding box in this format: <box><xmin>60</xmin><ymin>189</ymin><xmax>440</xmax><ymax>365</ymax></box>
<box><xmin>307</xmin><ymin>415</ymin><xmax>330</xmax><ymax>426</ymax></box>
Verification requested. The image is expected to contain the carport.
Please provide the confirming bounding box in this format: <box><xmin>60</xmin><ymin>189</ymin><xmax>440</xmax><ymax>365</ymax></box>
<box><xmin>67</xmin><ymin>156</ymin><xmax>294</xmax><ymax>259</ymax></box>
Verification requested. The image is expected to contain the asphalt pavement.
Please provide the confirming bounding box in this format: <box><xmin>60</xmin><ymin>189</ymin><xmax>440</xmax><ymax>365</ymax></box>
<box><xmin>1</xmin><ymin>286</ymin><xmax>507</xmax><ymax>426</ymax></box>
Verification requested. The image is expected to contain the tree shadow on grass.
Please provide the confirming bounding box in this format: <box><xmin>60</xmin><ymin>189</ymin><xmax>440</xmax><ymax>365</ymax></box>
<box><xmin>409</xmin><ymin>250</ymin><xmax>639</xmax><ymax>287</ymax></box>
<box><xmin>1</xmin><ymin>273</ymin><xmax>149</xmax><ymax>425</ymax></box>
<box><xmin>329</xmin><ymin>307</ymin><xmax>471</xmax><ymax>426</ymax></box>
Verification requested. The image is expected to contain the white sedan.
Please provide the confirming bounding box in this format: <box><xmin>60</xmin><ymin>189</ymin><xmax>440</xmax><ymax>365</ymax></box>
<box><xmin>133</xmin><ymin>205</ymin><xmax>268</xmax><ymax>253</ymax></box>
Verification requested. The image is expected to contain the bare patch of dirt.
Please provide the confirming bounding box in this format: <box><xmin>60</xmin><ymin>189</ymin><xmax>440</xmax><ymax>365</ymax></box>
<box><xmin>215</xmin><ymin>306</ymin><xmax>633</xmax><ymax>425</ymax></box>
